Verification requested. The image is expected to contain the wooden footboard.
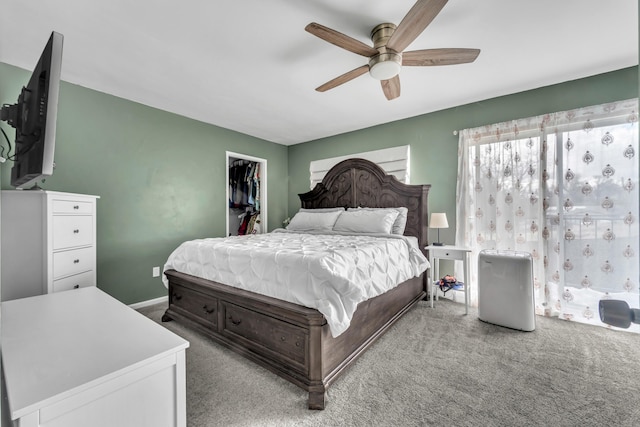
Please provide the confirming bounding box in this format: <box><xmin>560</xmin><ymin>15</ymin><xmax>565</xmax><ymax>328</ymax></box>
<box><xmin>162</xmin><ymin>269</ymin><xmax>425</xmax><ymax>409</ymax></box>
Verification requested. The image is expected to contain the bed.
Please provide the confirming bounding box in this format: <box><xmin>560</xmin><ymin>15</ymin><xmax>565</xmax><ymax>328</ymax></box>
<box><xmin>161</xmin><ymin>158</ymin><xmax>431</xmax><ymax>409</ymax></box>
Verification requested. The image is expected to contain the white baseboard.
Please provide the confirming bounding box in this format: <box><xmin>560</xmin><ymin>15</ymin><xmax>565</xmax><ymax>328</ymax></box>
<box><xmin>129</xmin><ymin>295</ymin><xmax>168</xmax><ymax>310</ymax></box>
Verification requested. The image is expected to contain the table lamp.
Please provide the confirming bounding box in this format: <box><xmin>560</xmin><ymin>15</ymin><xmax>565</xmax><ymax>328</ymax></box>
<box><xmin>429</xmin><ymin>212</ymin><xmax>448</xmax><ymax>246</ymax></box>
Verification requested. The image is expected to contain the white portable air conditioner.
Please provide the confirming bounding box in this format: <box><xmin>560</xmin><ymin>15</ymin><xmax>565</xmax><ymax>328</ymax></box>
<box><xmin>477</xmin><ymin>250</ymin><xmax>535</xmax><ymax>331</ymax></box>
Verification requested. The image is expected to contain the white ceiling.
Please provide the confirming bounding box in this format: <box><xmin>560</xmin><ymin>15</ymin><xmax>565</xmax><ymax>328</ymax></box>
<box><xmin>1</xmin><ymin>0</ymin><xmax>637</xmax><ymax>145</ymax></box>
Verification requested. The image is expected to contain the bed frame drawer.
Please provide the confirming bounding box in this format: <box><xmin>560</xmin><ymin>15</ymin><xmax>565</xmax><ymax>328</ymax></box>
<box><xmin>169</xmin><ymin>284</ymin><xmax>218</xmax><ymax>328</ymax></box>
<box><xmin>221</xmin><ymin>301</ymin><xmax>308</xmax><ymax>371</ymax></box>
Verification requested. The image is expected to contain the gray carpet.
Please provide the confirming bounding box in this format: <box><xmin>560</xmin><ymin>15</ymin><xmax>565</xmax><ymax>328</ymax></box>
<box><xmin>138</xmin><ymin>300</ymin><xmax>640</xmax><ymax>427</ymax></box>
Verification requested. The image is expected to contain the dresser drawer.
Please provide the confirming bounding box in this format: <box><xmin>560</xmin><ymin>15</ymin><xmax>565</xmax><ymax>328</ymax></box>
<box><xmin>170</xmin><ymin>284</ymin><xmax>218</xmax><ymax>328</ymax></box>
<box><xmin>52</xmin><ymin>271</ymin><xmax>95</xmax><ymax>292</ymax></box>
<box><xmin>51</xmin><ymin>199</ymin><xmax>93</xmax><ymax>214</ymax></box>
<box><xmin>221</xmin><ymin>302</ymin><xmax>308</xmax><ymax>371</ymax></box>
<box><xmin>52</xmin><ymin>215</ymin><xmax>94</xmax><ymax>249</ymax></box>
<box><xmin>53</xmin><ymin>247</ymin><xmax>94</xmax><ymax>279</ymax></box>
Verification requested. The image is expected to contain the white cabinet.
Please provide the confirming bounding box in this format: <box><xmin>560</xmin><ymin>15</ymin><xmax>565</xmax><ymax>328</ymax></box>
<box><xmin>1</xmin><ymin>287</ymin><xmax>189</xmax><ymax>427</ymax></box>
<box><xmin>1</xmin><ymin>190</ymin><xmax>99</xmax><ymax>301</ymax></box>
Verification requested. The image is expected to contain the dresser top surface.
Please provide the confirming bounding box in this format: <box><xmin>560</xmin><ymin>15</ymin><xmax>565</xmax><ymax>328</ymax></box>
<box><xmin>1</xmin><ymin>287</ymin><xmax>188</xmax><ymax>419</ymax></box>
<box><xmin>1</xmin><ymin>189</ymin><xmax>100</xmax><ymax>199</ymax></box>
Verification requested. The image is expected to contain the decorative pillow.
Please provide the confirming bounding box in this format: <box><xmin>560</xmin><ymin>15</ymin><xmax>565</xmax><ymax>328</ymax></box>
<box><xmin>333</xmin><ymin>209</ymin><xmax>399</xmax><ymax>234</ymax></box>
<box><xmin>347</xmin><ymin>207</ymin><xmax>408</xmax><ymax>235</ymax></box>
<box><xmin>299</xmin><ymin>207</ymin><xmax>345</xmax><ymax>213</ymax></box>
<box><xmin>286</xmin><ymin>210</ymin><xmax>342</xmax><ymax>232</ymax></box>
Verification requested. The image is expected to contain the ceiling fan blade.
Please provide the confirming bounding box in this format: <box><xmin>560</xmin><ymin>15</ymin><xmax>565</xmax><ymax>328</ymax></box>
<box><xmin>402</xmin><ymin>48</ymin><xmax>480</xmax><ymax>66</ymax></box>
<box><xmin>316</xmin><ymin>65</ymin><xmax>370</xmax><ymax>92</ymax></box>
<box><xmin>306</xmin><ymin>22</ymin><xmax>378</xmax><ymax>57</ymax></box>
<box><xmin>381</xmin><ymin>75</ymin><xmax>401</xmax><ymax>100</ymax></box>
<box><xmin>386</xmin><ymin>0</ymin><xmax>449</xmax><ymax>53</ymax></box>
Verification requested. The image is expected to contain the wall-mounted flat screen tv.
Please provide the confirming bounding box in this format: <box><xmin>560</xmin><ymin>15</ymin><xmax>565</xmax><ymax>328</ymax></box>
<box><xmin>1</xmin><ymin>31</ymin><xmax>63</xmax><ymax>189</ymax></box>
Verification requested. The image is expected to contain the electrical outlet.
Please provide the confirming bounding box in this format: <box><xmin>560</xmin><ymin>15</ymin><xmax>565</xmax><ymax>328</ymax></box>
<box><xmin>152</xmin><ymin>266</ymin><xmax>160</xmax><ymax>277</ymax></box>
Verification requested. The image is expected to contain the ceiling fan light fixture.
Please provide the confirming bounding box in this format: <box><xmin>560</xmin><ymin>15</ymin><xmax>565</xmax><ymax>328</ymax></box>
<box><xmin>368</xmin><ymin>52</ymin><xmax>402</xmax><ymax>80</ymax></box>
<box><xmin>306</xmin><ymin>0</ymin><xmax>479</xmax><ymax>99</ymax></box>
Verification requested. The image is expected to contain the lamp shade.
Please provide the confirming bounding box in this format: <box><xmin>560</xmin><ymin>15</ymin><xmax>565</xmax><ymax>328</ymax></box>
<box><xmin>429</xmin><ymin>212</ymin><xmax>449</xmax><ymax>229</ymax></box>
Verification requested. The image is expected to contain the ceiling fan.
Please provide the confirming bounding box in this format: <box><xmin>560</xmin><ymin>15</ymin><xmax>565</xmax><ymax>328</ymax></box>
<box><xmin>305</xmin><ymin>0</ymin><xmax>480</xmax><ymax>100</ymax></box>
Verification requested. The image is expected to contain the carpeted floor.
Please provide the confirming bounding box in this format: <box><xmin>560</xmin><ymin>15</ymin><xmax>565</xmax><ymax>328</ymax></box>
<box><xmin>138</xmin><ymin>299</ymin><xmax>640</xmax><ymax>427</ymax></box>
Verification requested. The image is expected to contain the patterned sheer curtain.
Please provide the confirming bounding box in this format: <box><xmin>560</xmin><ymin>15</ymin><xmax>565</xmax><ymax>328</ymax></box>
<box><xmin>456</xmin><ymin>99</ymin><xmax>639</xmax><ymax>332</ymax></box>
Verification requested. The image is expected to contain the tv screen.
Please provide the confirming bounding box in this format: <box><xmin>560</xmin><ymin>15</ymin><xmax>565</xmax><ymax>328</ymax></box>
<box><xmin>0</xmin><ymin>31</ymin><xmax>63</xmax><ymax>189</ymax></box>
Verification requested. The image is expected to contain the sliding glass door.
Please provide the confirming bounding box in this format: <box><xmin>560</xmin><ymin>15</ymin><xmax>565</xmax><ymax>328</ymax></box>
<box><xmin>456</xmin><ymin>99</ymin><xmax>639</xmax><ymax>332</ymax></box>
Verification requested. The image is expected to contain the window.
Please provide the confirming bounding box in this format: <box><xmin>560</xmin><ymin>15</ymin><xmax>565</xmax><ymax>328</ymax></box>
<box><xmin>456</xmin><ymin>99</ymin><xmax>639</xmax><ymax>331</ymax></box>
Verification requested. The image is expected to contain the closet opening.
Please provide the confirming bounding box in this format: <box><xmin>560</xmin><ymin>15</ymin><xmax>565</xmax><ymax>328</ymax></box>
<box><xmin>226</xmin><ymin>151</ymin><xmax>267</xmax><ymax>236</ymax></box>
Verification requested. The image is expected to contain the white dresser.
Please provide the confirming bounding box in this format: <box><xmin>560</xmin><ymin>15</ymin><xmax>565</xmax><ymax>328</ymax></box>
<box><xmin>1</xmin><ymin>190</ymin><xmax>99</xmax><ymax>301</ymax></box>
<box><xmin>1</xmin><ymin>287</ymin><xmax>189</xmax><ymax>427</ymax></box>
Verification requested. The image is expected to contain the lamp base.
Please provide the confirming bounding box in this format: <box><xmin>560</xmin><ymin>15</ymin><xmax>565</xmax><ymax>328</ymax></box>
<box><xmin>432</xmin><ymin>242</ymin><xmax>444</xmax><ymax>246</ymax></box>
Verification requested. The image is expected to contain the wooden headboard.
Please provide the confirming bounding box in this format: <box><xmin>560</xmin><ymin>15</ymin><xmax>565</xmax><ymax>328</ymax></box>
<box><xmin>298</xmin><ymin>158</ymin><xmax>431</xmax><ymax>252</ymax></box>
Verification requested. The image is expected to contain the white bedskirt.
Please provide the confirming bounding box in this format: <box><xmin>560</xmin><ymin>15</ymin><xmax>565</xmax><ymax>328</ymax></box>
<box><xmin>164</xmin><ymin>230</ymin><xmax>428</xmax><ymax>337</ymax></box>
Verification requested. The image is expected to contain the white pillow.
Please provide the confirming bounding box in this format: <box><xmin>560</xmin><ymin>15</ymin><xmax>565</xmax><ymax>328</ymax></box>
<box><xmin>300</xmin><ymin>207</ymin><xmax>345</xmax><ymax>213</ymax></box>
<box><xmin>286</xmin><ymin>210</ymin><xmax>342</xmax><ymax>232</ymax></box>
<box><xmin>333</xmin><ymin>209</ymin><xmax>399</xmax><ymax>234</ymax></box>
<box><xmin>347</xmin><ymin>207</ymin><xmax>408</xmax><ymax>235</ymax></box>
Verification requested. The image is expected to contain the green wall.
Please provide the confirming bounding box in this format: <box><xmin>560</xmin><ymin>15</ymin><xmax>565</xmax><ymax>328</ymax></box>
<box><xmin>1</xmin><ymin>61</ymin><xmax>637</xmax><ymax>305</ymax></box>
<box><xmin>0</xmin><ymin>62</ymin><xmax>288</xmax><ymax>304</ymax></box>
<box><xmin>288</xmin><ymin>66</ymin><xmax>639</xmax><ymax>245</ymax></box>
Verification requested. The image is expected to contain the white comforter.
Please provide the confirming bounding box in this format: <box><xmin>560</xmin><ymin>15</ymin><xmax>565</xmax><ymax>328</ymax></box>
<box><xmin>163</xmin><ymin>230</ymin><xmax>429</xmax><ymax>337</ymax></box>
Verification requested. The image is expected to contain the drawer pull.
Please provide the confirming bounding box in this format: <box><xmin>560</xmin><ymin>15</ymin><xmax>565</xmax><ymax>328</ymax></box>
<box><xmin>73</xmin><ymin>259</ymin><xmax>80</xmax><ymax>264</ymax></box>
<box><xmin>73</xmin><ymin>285</ymin><xmax>80</xmax><ymax>289</ymax></box>
<box><xmin>73</xmin><ymin>205</ymin><xmax>79</xmax><ymax>210</ymax></box>
<box><xmin>202</xmin><ymin>304</ymin><xmax>215</xmax><ymax>314</ymax></box>
<box><xmin>229</xmin><ymin>315</ymin><xmax>242</xmax><ymax>326</ymax></box>
<box><xmin>172</xmin><ymin>292</ymin><xmax>182</xmax><ymax>301</ymax></box>
<box><xmin>296</xmin><ymin>342</ymin><xmax>301</xmax><ymax>347</ymax></box>
<box><xmin>280</xmin><ymin>336</ymin><xmax>286</xmax><ymax>341</ymax></box>
<box><xmin>73</xmin><ymin>229</ymin><xmax>80</xmax><ymax>234</ymax></box>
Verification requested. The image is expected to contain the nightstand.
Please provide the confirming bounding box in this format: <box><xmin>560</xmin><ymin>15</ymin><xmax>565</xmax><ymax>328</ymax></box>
<box><xmin>425</xmin><ymin>245</ymin><xmax>471</xmax><ymax>314</ymax></box>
